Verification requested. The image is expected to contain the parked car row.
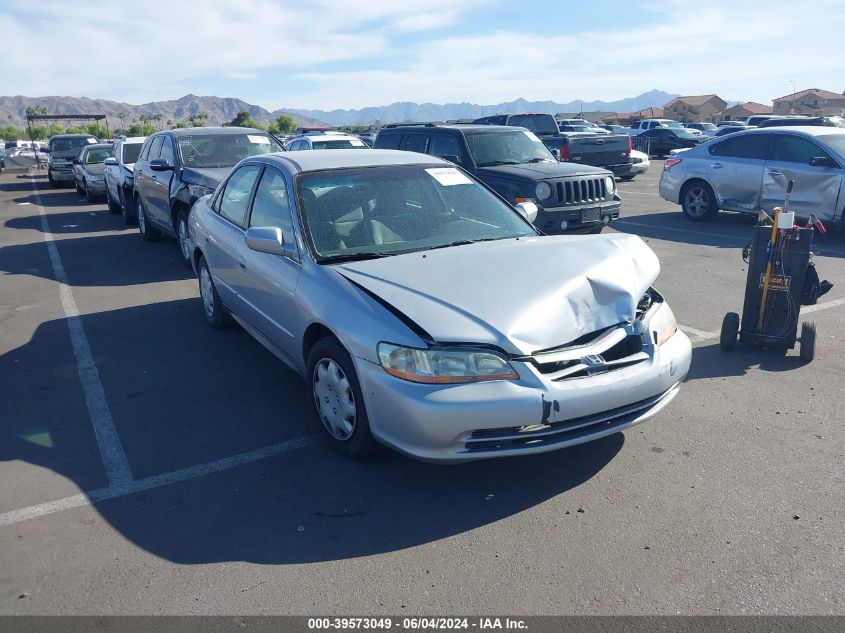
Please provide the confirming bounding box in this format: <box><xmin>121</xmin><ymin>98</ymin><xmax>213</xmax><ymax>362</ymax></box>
<box><xmin>46</xmin><ymin>128</ymin><xmax>692</xmax><ymax>463</ymax></box>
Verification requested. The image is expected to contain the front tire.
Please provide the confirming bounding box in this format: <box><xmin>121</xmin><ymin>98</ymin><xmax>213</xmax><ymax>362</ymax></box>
<box><xmin>176</xmin><ymin>210</ymin><xmax>192</xmax><ymax>268</ymax></box>
<box><xmin>307</xmin><ymin>338</ymin><xmax>377</xmax><ymax>459</ymax></box>
<box><xmin>720</xmin><ymin>312</ymin><xmax>739</xmax><ymax>351</ymax></box>
<box><xmin>49</xmin><ymin>173</ymin><xmax>59</xmax><ymax>188</ymax></box>
<box><xmin>197</xmin><ymin>256</ymin><xmax>232</xmax><ymax>329</ymax></box>
<box><xmin>800</xmin><ymin>321</ymin><xmax>816</xmax><ymax>362</ymax></box>
<box><xmin>681</xmin><ymin>180</ymin><xmax>718</xmax><ymax>221</ymax></box>
<box><xmin>106</xmin><ymin>187</ymin><xmax>120</xmax><ymax>213</ymax></box>
<box><xmin>137</xmin><ymin>198</ymin><xmax>162</xmax><ymax>242</ymax></box>
<box><xmin>84</xmin><ymin>180</ymin><xmax>97</xmax><ymax>203</ymax></box>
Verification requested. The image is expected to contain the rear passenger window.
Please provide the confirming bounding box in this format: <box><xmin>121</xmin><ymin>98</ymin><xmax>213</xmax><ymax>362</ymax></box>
<box><xmin>218</xmin><ymin>165</ymin><xmax>261</xmax><ymax>227</ymax></box>
<box><xmin>710</xmin><ymin>134</ymin><xmax>770</xmax><ymax>159</ymax></box>
<box><xmin>404</xmin><ymin>135</ymin><xmax>428</xmax><ymax>153</ymax></box>
<box><xmin>375</xmin><ymin>133</ymin><xmax>401</xmax><ymax>150</ymax></box>
<box><xmin>249</xmin><ymin>168</ymin><xmax>293</xmax><ymax>238</ymax></box>
<box><xmin>770</xmin><ymin>135</ymin><xmax>829</xmax><ymax>164</ymax></box>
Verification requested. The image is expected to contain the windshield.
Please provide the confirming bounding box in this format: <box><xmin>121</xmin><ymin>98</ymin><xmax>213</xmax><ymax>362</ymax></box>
<box><xmin>465</xmin><ymin>130</ymin><xmax>556</xmax><ymax>166</ymax></box>
<box><xmin>51</xmin><ymin>137</ymin><xmax>96</xmax><ymax>152</ymax></box>
<box><xmin>507</xmin><ymin>114</ymin><xmax>558</xmax><ymax>135</ymax></box>
<box><xmin>121</xmin><ymin>142</ymin><xmax>143</xmax><ymax>164</ymax></box>
<box><xmin>177</xmin><ymin>133</ymin><xmax>282</xmax><ymax>168</ymax></box>
<box><xmin>312</xmin><ymin>139</ymin><xmax>368</xmax><ymax>150</ymax></box>
<box><xmin>83</xmin><ymin>147</ymin><xmax>111</xmax><ymax>164</ymax></box>
<box><xmin>662</xmin><ymin>120</ymin><xmax>685</xmax><ymax>129</ymax></box>
<box><xmin>819</xmin><ymin>134</ymin><xmax>845</xmax><ymax>158</ymax></box>
<box><xmin>673</xmin><ymin>130</ymin><xmax>698</xmax><ymax>139</ymax></box>
<box><xmin>297</xmin><ymin>164</ymin><xmax>536</xmax><ymax>261</ymax></box>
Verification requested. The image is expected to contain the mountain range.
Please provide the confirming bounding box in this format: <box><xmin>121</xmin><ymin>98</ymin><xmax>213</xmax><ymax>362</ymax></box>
<box><xmin>0</xmin><ymin>90</ymin><xmax>680</xmax><ymax>131</ymax></box>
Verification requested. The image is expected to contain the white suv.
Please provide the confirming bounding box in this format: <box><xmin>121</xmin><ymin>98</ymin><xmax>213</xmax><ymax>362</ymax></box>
<box><xmin>628</xmin><ymin>119</ymin><xmax>685</xmax><ymax>135</ymax></box>
<box><xmin>286</xmin><ymin>132</ymin><xmax>369</xmax><ymax>150</ymax></box>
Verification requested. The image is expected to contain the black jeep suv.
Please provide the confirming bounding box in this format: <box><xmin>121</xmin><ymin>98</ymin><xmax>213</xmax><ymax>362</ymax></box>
<box><xmin>375</xmin><ymin>123</ymin><xmax>622</xmax><ymax>233</ymax></box>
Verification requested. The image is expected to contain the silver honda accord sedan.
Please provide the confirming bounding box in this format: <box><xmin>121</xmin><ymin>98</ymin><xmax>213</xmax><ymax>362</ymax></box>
<box><xmin>187</xmin><ymin>149</ymin><xmax>691</xmax><ymax>462</ymax></box>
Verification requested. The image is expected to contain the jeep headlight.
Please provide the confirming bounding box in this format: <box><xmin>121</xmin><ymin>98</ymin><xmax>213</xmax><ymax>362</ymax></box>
<box><xmin>605</xmin><ymin>176</ymin><xmax>615</xmax><ymax>194</ymax></box>
<box><xmin>650</xmin><ymin>302</ymin><xmax>678</xmax><ymax>346</ymax></box>
<box><xmin>377</xmin><ymin>343</ymin><xmax>518</xmax><ymax>384</ymax></box>
<box><xmin>535</xmin><ymin>181</ymin><xmax>553</xmax><ymax>201</ymax></box>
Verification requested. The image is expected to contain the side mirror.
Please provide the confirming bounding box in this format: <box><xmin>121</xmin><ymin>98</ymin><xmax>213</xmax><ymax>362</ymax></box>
<box><xmin>515</xmin><ymin>201</ymin><xmax>539</xmax><ymax>223</ymax></box>
<box><xmin>550</xmin><ymin>148</ymin><xmax>560</xmax><ymax>160</ymax></box>
<box><xmin>245</xmin><ymin>226</ymin><xmax>287</xmax><ymax>256</ymax></box>
<box><xmin>104</xmin><ymin>157</ymin><xmax>118</xmax><ymax>166</ymax></box>
<box><xmin>72</xmin><ymin>158</ymin><xmax>80</xmax><ymax>165</ymax></box>
<box><xmin>149</xmin><ymin>158</ymin><xmax>173</xmax><ymax>172</ymax></box>
<box><xmin>40</xmin><ymin>146</ymin><xmax>50</xmax><ymax>153</ymax></box>
<box><xmin>809</xmin><ymin>156</ymin><xmax>835</xmax><ymax>168</ymax></box>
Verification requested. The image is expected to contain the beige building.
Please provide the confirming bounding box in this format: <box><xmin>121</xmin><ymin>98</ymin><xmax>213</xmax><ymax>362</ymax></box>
<box><xmin>610</xmin><ymin>107</ymin><xmax>664</xmax><ymax>125</ymax></box>
<box><xmin>715</xmin><ymin>102</ymin><xmax>773</xmax><ymax>123</ymax></box>
<box><xmin>663</xmin><ymin>95</ymin><xmax>728</xmax><ymax>122</ymax></box>
<box><xmin>772</xmin><ymin>88</ymin><xmax>845</xmax><ymax>116</ymax></box>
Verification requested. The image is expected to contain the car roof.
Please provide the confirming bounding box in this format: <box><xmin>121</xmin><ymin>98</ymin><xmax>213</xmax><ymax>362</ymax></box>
<box><xmin>82</xmin><ymin>143</ymin><xmax>113</xmax><ymax>150</ymax></box>
<box><xmin>305</xmin><ymin>134</ymin><xmax>363</xmax><ymax>142</ymax></box>
<box><xmin>258</xmin><ymin>149</ymin><xmax>447</xmax><ymax>173</ymax></box>
<box><xmin>117</xmin><ymin>136</ymin><xmax>147</xmax><ymax>143</ymax></box>
<box><xmin>163</xmin><ymin>126</ymin><xmax>266</xmax><ymax>137</ymax></box>
<box><xmin>51</xmin><ymin>134</ymin><xmax>97</xmax><ymax>138</ymax></box>
<box><xmin>380</xmin><ymin>123</ymin><xmax>516</xmax><ymax>133</ymax></box>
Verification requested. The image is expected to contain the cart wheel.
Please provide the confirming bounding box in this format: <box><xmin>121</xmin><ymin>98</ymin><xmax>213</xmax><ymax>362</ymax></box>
<box><xmin>800</xmin><ymin>321</ymin><xmax>816</xmax><ymax>362</ymax></box>
<box><xmin>720</xmin><ymin>312</ymin><xmax>740</xmax><ymax>351</ymax></box>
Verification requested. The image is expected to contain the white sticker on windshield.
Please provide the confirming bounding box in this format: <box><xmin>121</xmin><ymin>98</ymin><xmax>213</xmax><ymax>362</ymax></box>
<box><xmin>523</xmin><ymin>131</ymin><xmax>541</xmax><ymax>142</ymax></box>
<box><xmin>247</xmin><ymin>135</ymin><xmax>270</xmax><ymax>144</ymax></box>
<box><xmin>350</xmin><ymin>140</ymin><xmax>365</xmax><ymax>146</ymax></box>
<box><xmin>426</xmin><ymin>167</ymin><xmax>473</xmax><ymax>186</ymax></box>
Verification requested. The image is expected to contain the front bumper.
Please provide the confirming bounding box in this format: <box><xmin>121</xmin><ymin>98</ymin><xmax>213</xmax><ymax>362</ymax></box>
<box><xmin>86</xmin><ymin>180</ymin><xmax>106</xmax><ymax>193</ymax></box>
<box><xmin>356</xmin><ymin>327</ymin><xmax>691</xmax><ymax>463</ymax></box>
<box><xmin>534</xmin><ymin>200</ymin><xmax>621</xmax><ymax>234</ymax></box>
<box><xmin>49</xmin><ymin>167</ymin><xmax>74</xmax><ymax>181</ymax></box>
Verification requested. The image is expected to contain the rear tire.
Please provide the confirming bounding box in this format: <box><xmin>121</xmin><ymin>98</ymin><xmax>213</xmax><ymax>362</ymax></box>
<box><xmin>800</xmin><ymin>321</ymin><xmax>816</xmax><ymax>362</ymax></box>
<box><xmin>306</xmin><ymin>337</ymin><xmax>378</xmax><ymax>459</ymax></box>
<box><xmin>720</xmin><ymin>312</ymin><xmax>739</xmax><ymax>351</ymax></box>
<box><xmin>176</xmin><ymin>210</ymin><xmax>192</xmax><ymax>268</ymax></box>
<box><xmin>197</xmin><ymin>256</ymin><xmax>232</xmax><ymax>329</ymax></box>
<box><xmin>75</xmin><ymin>179</ymin><xmax>83</xmax><ymax>196</ymax></box>
<box><xmin>681</xmin><ymin>180</ymin><xmax>718</xmax><ymax>221</ymax></box>
<box><xmin>120</xmin><ymin>188</ymin><xmax>136</xmax><ymax>225</ymax></box>
<box><xmin>137</xmin><ymin>198</ymin><xmax>162</xmax><ymax>242</ymax></box>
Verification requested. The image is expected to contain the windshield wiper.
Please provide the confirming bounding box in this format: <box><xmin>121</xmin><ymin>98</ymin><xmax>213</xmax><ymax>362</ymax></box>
<box><xmin>526</xmin><ymin>157</ymin><xmax>555</xmax><ymax>163</ymax></box>
<box><xmin>476</xmin><ymin>160</ymin><xmax>521</xmax><ymax>166</ymax></box>
<box><xmin>427</xmin><ymin>238</ymin><xmax>503</xmax><ymax>251</ymax></box>
<box><xmin>320</xmin><ymin>252</ymin><xmax>395</xmax><ymax>264</ymax></box>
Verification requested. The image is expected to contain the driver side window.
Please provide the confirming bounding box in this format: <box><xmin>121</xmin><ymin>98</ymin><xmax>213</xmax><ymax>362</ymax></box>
<box><xmin>218</xmin><ymin>165</ymin><xmax>261</xmax><ymax>228</ymax></box>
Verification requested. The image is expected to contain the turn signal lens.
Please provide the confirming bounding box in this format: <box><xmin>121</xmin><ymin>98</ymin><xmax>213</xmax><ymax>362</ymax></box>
<box><xmin>664</xmin><ymin>158</ymin><xmax>683</xmax><ymax>171</ymax></box>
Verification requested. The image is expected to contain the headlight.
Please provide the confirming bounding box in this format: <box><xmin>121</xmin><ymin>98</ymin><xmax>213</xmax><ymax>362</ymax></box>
<box><xmin>377</xmin><ymin>343</ymin><xmax>519</xmax><ymax>384</ymax></box>
<box><xmin>605</xmin><ymin>176</ymin><xmax>615</xmax><ymax>194</ymax></box>
<box><xmin>89</xmin><ymin>175</ymin><xmax>104</xmax><ymax>182</ymax></box>
<box><xmin>188</xmin><ymin>184</ymin><xmax>214</xmax><ymax>198</ymax></box>
<box><xmin>649</xmin><ymin>302</ymin><xmax>678</xmax><ymax>346</ymax></box>
<box><xmin>535</xmin><ymin>181</ymin><xmax>553</xmax><ymax>200</ymax></box>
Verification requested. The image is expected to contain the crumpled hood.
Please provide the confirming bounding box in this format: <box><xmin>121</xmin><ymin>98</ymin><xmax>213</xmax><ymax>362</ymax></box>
<box><xmin>180</xmin><ymin>166</ymin><xmax>231</xmax><ymax>189</ymax></box>
<box><xmin>336</xmin><ymin>233</ymin><xmax>660</xmax><ymax>355</ymax></box>
<box><xmin>476</xmin><ymin>162</ymin><xmax>609</xmax><ymax>181</ymax></box>
<box><xmin>84</xmin><ymin>163</ymin><xmax>106</xmax><ymax>176</ymax></box>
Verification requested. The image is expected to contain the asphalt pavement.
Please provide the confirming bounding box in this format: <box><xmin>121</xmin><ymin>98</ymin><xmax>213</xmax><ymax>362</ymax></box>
<box><xmin>0</xmin><ymin>165</ymin><xmax>842</xmax><ymax>615</ymax></box>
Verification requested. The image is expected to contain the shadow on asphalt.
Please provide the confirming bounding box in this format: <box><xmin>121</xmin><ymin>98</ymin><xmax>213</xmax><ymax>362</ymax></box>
<box><xmin>1</xmin><ymin>298</ymin><xmax>624</xmax><ymax>563</ymax></box>
<box><xmin>686</xmin><ymin>342</ymin><xmax>806</xmax><ymax>381</ymax></box>
<box><xmin>6</xmin><ymin>208</ymin><xmax>125</xmax><ymax>234</ymax></box>
<box><xmin>616</xmin><ymin>211</ymin><xmax>845</xmax><ymax>258</ymax></box>
<box><xmin>0</xmin><ymin>177</ymin><xmax>57</xmax><ymax>194</ymax></box>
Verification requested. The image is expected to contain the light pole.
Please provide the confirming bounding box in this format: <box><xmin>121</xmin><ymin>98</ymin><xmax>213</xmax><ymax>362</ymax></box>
<box><xmin>790</xmin><ymin>80</ymin><xmax>796</xmax><ymax>114</ymax></box>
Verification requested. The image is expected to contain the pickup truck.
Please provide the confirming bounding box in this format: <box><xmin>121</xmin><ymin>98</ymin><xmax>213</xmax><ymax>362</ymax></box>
<box><xmin>473</xmin><ymin>112</ymin><xmax>632</xmax><ymax>178</ymax></box>
<box><xmin>374</xmin><ymin>123</ymin><xmax>622</xmax><ymax>234</ymax></box>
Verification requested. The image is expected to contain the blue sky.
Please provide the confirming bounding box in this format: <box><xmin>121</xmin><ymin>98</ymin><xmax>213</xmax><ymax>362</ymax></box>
<box><xmin>1</xmin><ymin>0</ymin><xmax>843</xmax><ymax>111</ymax></box>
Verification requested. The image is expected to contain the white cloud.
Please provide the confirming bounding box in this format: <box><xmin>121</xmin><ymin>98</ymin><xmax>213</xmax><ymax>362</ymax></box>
<box><xmin>1</xmin><ymin>0</ymin><xmax>843</xmax><ymax>110</ymax></box>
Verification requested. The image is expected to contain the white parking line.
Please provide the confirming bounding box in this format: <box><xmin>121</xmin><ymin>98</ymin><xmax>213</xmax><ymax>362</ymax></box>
<box><xmin>0</xmin><ymin>436</ymin><xmax>317</xmax><ymax>527</ymax></box>
<box><xmin>37</xmin><ymin>204</ymin><xmax>133</xmax><ymax>486</ymax></box>
<box><xmin>680</xmin><ymin>297</ymin><xmax>845</xmax><ymax>342</ymax></box>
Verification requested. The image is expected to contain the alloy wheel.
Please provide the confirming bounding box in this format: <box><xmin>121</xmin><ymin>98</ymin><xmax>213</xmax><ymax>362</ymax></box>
<box><xmin>199</xmin><ymin>266</ymin><xmax>215</xmax><ymax>319</ymax></box>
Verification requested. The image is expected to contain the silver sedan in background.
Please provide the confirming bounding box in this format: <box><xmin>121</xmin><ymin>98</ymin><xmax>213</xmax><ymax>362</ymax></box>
<box><xmin>187</xmin><ymin>149</ymin><xmax>691</xmax><ymax>462</ymax></box>
<box><xmin>659</xmin><ymin>127</ymin><xmax>845</xmax><ymax>223</ymax></box>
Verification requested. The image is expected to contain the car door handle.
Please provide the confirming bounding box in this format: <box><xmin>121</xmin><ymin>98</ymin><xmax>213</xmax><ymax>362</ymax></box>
<box><xmin>709</xmin><ymin>163</ymin><xmax>723</xmax><ymax>169</ymax></box>
<box><xmin>237</xmin><ymin>257</ymin><xmax>247</xmax><ymax>270</ymax></box>
<box><xmin>766</xmin><ymin>169</ymin><xmax>782</xmax><ymax>176</ymax></box>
